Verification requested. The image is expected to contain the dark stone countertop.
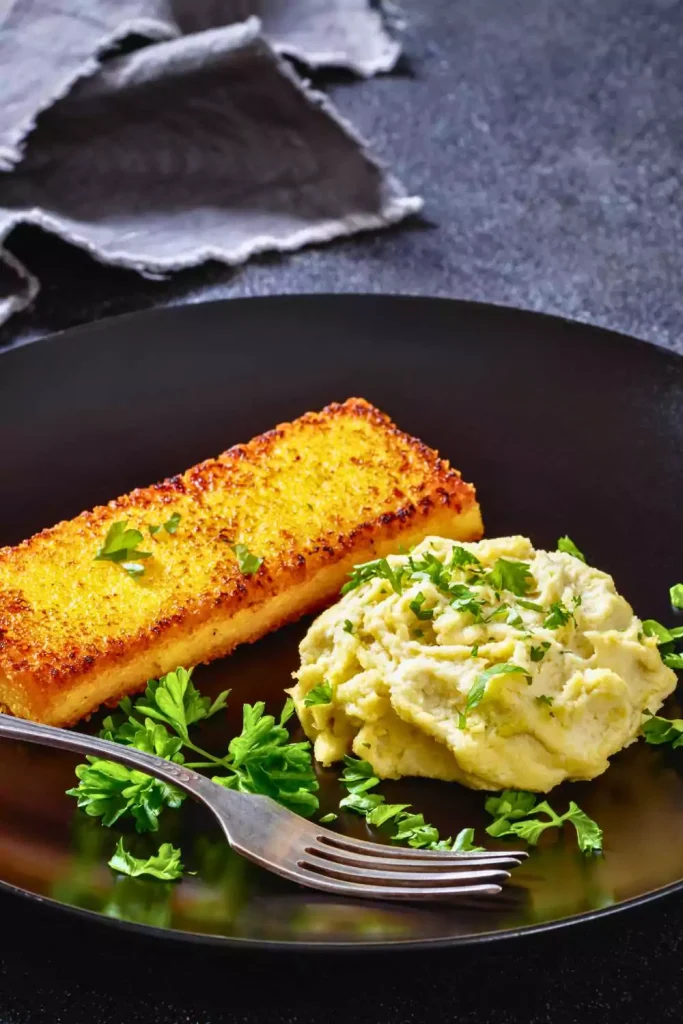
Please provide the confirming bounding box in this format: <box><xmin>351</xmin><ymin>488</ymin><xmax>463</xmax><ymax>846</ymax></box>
<box><xmin>1</xmin><ymin>0</ymin><xmax>682</xmax><ymax>353</ymax></box>
<box><xmin>1</xmin><ymin>1</ymin><xmax>682</xmax><ymax>1021</ymax></box>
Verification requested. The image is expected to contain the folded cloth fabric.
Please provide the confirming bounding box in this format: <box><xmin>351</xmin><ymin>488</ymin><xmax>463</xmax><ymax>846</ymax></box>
<box><xmin>0</xmin><ymin>2</ymin><xmax>417</xmax><ymax>328</ymax></box>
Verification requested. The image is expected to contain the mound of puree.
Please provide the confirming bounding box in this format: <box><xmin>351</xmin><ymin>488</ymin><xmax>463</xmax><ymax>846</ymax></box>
<box><xmin>291</xmin><ymin>536</ymin><xmax>676</xmax><ymax>792</ymax></box>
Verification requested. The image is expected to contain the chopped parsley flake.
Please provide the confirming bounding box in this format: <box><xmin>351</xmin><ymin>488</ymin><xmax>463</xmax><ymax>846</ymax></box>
<box><xmin>149</xmin><ymin>512</ymin><xmax>181</xmax><ymax>537</ymax></box>
<box><xmin>341</xmin><ymin>557</ymin><xmax>405</xmax><ymax>595</ymax></box>
<box><xmin>530</xmin><ymin>641</ymin><xmax>551</xmax><ymax>662</ymax></box>
<box><xmin>232</xmin><ymin>543</ymin><xmax>263</xmax><ymax>575</ymax></box>
<box><xmin>95</xmin><ymin>521</ymin><xmax>152</xmax><ymax>579</ymax></box>
<box><xmin>543</xmin><ymin>600</ymin><xmax>574</xmax><ymax>630</ymax></box>
<box><xmin>670</xmin><ymin>584</ymin><xmax>683</xmax><ymax>610</ymax></box>
<box><xmin>342</xmin><ymin>619</ymin><xmax>354</xmax><ymax>634</ymax></box>
<box><xmin>535</xmin><ymin>694</ymin><xmax>554</xmax><ymax>707</ymax></box>
<box><xmin>557</xmin><ymin>536</ymin><xmax>586</xmax><ymax>562</ymax></box>
<box><xmin>303</xmin><ymin>682</ymin><xmax>333</xmax><ymax>707</ymax></box>
<box><xmin>409</xmin><ymin>591</ymin><xmax>435</xmax><ymax>621</ymax></box>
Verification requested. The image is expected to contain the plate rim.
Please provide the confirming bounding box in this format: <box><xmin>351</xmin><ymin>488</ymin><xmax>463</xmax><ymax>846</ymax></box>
<box><xmin>1</xmin><ymin>292</ymin><xmax>681</xmax><ymax>952</ymax></box>
<box><xmin>2</xmin><ymin>871</ymin><xmax>682</xmax><ymax>953</ymax></box>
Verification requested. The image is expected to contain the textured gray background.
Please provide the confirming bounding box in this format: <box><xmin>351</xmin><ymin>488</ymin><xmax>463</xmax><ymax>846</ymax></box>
<box><xmin>1</xmin><ymin>0</ymin><xmax>682</xmax><ymax>352</ymax></box>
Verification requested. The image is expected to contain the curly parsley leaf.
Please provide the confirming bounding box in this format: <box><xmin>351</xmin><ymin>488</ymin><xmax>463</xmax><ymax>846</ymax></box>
<box><xmin>485</xmin><ymin>789</ymin><xmax>602</xmax><ymax>854</ymax></box>
<box><xmin>449</xmin><ymin>584</ymin><xmax>485</xmax><ymax>619</ymax></box>
<box><xmin>641</xmin><ymin>619</ymin><xmax>683</xmax><ymax>645</ymax></box>
<box><xmin>543</xmin><ymin>600</ymin><xmax>574</xmax><ymax>630</ymax></box>
<box><xmin>671</xmin><ymin>584</ymin><xmax>683</xmax><ymax>610</ymax></box>
<box><xmin>134</xmin><ymin>667</ymin><xmax>229</xmax><ymax>740</ymax></box>
<box><xmin>94</xmin><ymin>521</ymin><xmax>152</xmax><ymax>578</ymax></box>
<box><xmin>557</xmin><ymin>536</ymin><xmax>586</xmax><ymax>563</ymax></box>
<box><xmin>450</xmin><ymin>546</ymin><xmax>482</xmax><ymax>570</ymax></box>
<box><xmin>641</xmin><ymin>712</ymin><xmax>683</xmax><ymax>748</ymax></box>
<box><xmin>66</xmin><ymin>757</ymin><xmax>185</xmax><ymax>833</ymax></box>
<box><xmin>408</xmin><ymin>551</ymin><xmax>453</xmax><ymax>593</ymax></box>
<box><xmin>303</xmin><ymin>682</ymin><xmax>333</xmax><ymax>707</ymax></box>
<box><xmin>215</xmin><ymin>699</ymin><xmax>319</xmax><ymax>816</ymax></box>
<box><xmin>339</xmin><ymin>757</ymin><xmax>482</xmax><ymax>851</ymax></box>
<box><xmin>341</xmin><ymin>557</ymin><xmax>406</xmax><ymax>595</ymax></box>
<box><xmin>340</xmin><ymin>755</ymin><xmax>381</xmax><ymax>794</ymax></box>
<box><xmin>232</xmin><ymin>543</ymin><xmax>263</xmax><ymax>575</ymax></box>
<box><xmin>466</xmin><ymin>663</ymin><xmax>528</xmax><ymax>714</ymax></box>
<box><xmin>484</xmin><ymin>558</ymin><xmax>534</xmax><ymax>597</ymax></box>
<box><xmin>108</xmin><ymin>839</ymin><xmax>184</xmax><ymax>881</ymax></box>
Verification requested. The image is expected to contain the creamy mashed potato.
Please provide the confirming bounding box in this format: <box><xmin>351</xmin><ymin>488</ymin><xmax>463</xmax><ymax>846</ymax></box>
<box><xmin>291</xmin><ymin>536</ymin><xmax>677</xmax><ymax>792</ymax></box>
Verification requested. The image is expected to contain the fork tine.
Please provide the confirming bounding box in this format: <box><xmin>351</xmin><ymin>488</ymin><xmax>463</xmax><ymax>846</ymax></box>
<box><xmin>306</xmin><ymin>842</ymin><xmax>524</xmax><ymax>872</ymax></box>
<box><xmin>299</xmin><ymin>852</ymin><xmax>511</xmax><ymax>888</ymax></box>
<box><xmin>315</xmin><ymin>831</ymin><xmax>527</xmax><ymax>862</ymax></box>
<box><xmin>292</xmin><ymin>870</ymin><xmax>503</xmax><ymax>901</ymax></box>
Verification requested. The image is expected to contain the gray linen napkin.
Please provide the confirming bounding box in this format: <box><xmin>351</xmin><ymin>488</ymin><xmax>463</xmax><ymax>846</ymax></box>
<box><xmin>0</xmin><ymin>2</ymin><xmax>417</xmax><ymax>327</ymax></box>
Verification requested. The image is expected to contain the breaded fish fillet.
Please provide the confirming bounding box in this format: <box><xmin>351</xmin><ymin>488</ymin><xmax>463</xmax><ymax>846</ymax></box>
<box><xmin>0</xmin><ymin>398</ymin><xmax>483</xmax><ymax>726</ymax></box>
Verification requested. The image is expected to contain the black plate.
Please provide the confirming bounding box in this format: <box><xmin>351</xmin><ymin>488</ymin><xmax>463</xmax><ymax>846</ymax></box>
<box><xmin>1</xmin><ymin>295</ymin><xmax>682</xmax><ymax>952</ymax></box>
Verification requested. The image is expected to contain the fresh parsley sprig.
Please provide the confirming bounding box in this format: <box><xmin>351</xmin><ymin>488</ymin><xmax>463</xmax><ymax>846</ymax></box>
<box><xmin>485</xmin><ymin>789</ymin><xmax>602</xmax><ymax>854</ymax></box>
<box><xmin>68</xmin><ymin>669</ymin><xmax>320</xmax><ymax>840</ymax></box>
<box><xmin>339</xmin><ymin>757</ymin><xmax>484</xmax><ymax>852</ymax></box>
<box><xmin>109</xmin><ymin>839</ymin><xmax>185</xmax><ymax>881</ymax></box>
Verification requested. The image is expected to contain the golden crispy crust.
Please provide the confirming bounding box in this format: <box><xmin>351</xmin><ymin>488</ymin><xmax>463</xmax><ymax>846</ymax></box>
<box><xmin>0</xmin><ymin>398</ymin><xmax>483</xmax><ymax>724</ymax></box>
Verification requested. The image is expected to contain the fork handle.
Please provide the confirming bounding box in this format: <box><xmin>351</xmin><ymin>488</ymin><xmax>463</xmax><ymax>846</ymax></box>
<box><xmin>0</xmin><ymin>711</ymin><xmax>219</xmax><ymax>809</ymax></box>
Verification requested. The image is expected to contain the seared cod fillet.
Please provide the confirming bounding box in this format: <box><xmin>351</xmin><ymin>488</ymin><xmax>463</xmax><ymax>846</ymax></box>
<box><xmin>0</xmin><ymin>398</ymin><xmax>483</xmax><ymax>726</ymax></box>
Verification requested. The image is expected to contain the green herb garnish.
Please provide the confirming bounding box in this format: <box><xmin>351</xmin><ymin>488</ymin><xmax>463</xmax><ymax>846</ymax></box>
<box><xmin>465</xmin><ymin>663</ymin><xmax>529</xmax><ymax>714</ymax></box>
<box><xmin>341</xmin><ymin>557</ymin><xmax>405</xmax><ymax>595</ymax></box>
<box><xmin>94</xmin><ymin>521</ymin><xmax>152</xmax><ymax>578</ymax></box>
<box><xmin>535</xmin><ymin>694</ymin><xmax>554</xmax><ymax>707</ymax></box>
<box><xmin>530</xmin><ymin>641</ymin><xmax>551</xmax><ymax>662</ymax></box>
<box><xmin>149</xmin><ymin>512</ymin><xmax>181</xmax><ymax>537</ymax></box>
<box><xmin>68</xmin><ymin>670</ymin><xmax>319</xmax><ymax>854</ymax></box>
<box><xmin>303</xmin><ymin>682</ymin><xmax>333</xmax><ymax>707</ymax></box>
<box><xmin>557</xmin><ymin>536</ymin><xmax>586</xmax><ymax>562</ymax></box>
<box><xmin>641</xmin><ymin>711</ymin><xmax>683</xmax><ymax>748</ymax></box>
<box><xmin>232</xmin><ymin>543</ymin><xmax>263</xmax><ymax>575</ymax></box>
<box><xmin>108</xmin><ymin>839</ymin><xmax>184</xmax><ymax>881</ymax></box>
<box><xmin>483</xmin><ymin>558</ymin><xmax>534</xmax><ymax>597</ymax></box>
<box><xmin>319</xmin><ymin>813</ymin><xmax>338</xmax><ymax>824</ymax></box>
<box><xmin>670</xmin><ymin>584</ymin><xmax>683</xmax><ymax>610</ymax></box>
<box><xmin>340</xmin><ymin>757</ymin><xmax>483</xmax><ymax>851</ymax></box>
<box><xmin>543</xmin><ymin>600</ymin><xmax>574</xmax><ymax>630</ymax></box>
<box><xmin>342</xmin><ymin>619</ymin><xmax>355</xmax><ymax>634</ymax></box>
<box><xmin>409</xmin><ymin>591</ymin><xmax>435</xmax><ymax>621</ymax></box>
<box><xmin>485</xmin><ymin>789</ymin><xmax>602</xmax><ymax>854</ymax></box>
<box><xmin>449</xmin><ymin>546</ymin><xmax>482</xmax><ymax>570</ymax></box>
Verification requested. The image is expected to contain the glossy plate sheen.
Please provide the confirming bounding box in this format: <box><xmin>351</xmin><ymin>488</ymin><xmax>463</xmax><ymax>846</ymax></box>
<box><xmin>0</xmin><ymin>295</ymin><xmax>682</xmax><ymax>951</ymax></box>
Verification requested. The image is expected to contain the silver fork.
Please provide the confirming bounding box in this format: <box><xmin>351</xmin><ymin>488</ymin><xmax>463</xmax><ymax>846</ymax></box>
<box><xmin>0</xmin><ymin>714</ymin><xmax>526</xmax><ymax>902</ymax></box>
